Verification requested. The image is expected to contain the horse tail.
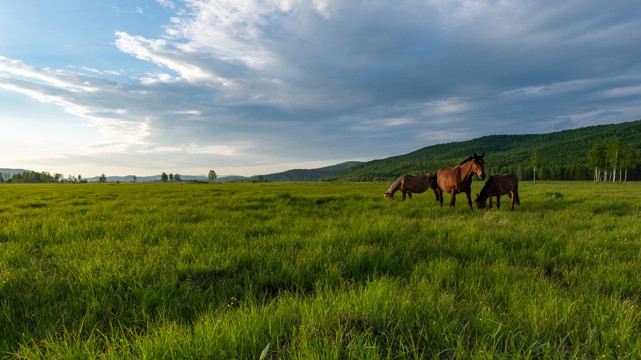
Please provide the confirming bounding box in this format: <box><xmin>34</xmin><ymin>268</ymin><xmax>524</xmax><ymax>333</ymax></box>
<box><xmin>427</xmin><ymin>173</ymin><xmax>438</xmax><ymax>189</ymax></box>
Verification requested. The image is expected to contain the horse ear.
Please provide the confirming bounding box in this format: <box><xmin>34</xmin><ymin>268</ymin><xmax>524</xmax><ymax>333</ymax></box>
<box><xmin>481</xmin><ymin>152</ymin><xmax>485</xmax><ymax>157</ymax></box>
<box><xmin>474</xmin><ymin>152</ymin><xmax>477</xmax><ymax>157</ymax></box>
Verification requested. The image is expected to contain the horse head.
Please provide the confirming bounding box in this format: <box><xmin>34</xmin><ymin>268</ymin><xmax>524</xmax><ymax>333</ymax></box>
<box><xmin>475</xmin><ymin>193</ymin><xmax>487</xmax><ymax>209</ymax></box>
<box><xmin>472</xmin><ymin>152</ymin><xmax>486</xmax><ymax>180</ymax></box>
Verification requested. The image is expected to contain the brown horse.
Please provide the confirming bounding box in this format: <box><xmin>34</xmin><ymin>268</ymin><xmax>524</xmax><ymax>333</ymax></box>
<box><xmin>384</xmin><ymin>173</ymin><xmax>440</xmax><ymax>201</ymax></box>
<box><xmin>436</xmin><ymin>153</ymin><xmax>486</xmax><ymax>211</ymax></box>
<box><xmin>475</xmin><ymin>173</ymin><xmax>520</xmax><ymax>210</ymax></box>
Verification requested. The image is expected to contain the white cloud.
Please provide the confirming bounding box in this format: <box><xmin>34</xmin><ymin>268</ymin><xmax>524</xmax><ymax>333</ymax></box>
<box><xmin>73</xmin><ymin>66</ymin><xmax>121</xmax><ymax>76</ymax></box>
<box><xmin>0</xmin><ymin>56</ymin><xmax>100</xmax><ymax>92</ymax></box>
<box><xmin>0</xmin><ymin>56</ymin><xmax>153</xmax><ymax>148</ymax></box>
<box><xmin>360</xmin><ymin>117</ymin><xmax>416</xmax><ymax>128</ymax></box>
<box><xmin>597</xmin><ymin>85</ymin><xmax>641</xmax><ymax>99</ymax></box>
<box><xmin>114</xmin><ymin>32</ymin><xmax>228</xmax><ymax>85</ymax></box>
<box><xmin>500</xmin><ymin>79</ymin><xmax>598</xmax><ymax>97</ymax></box>
<box><xmin>422</xmin><ymin>98</ymin><xmax>470</xmax><ymax>116</ymax></box>
<box><xmin>156</xmin><ymin>0</ymin><xmax>175</xmax><ymax>8</ymax></box>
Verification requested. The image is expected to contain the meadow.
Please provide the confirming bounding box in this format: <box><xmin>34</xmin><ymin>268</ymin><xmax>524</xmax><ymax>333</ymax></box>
<box><xmin>1</xmin><ymin>181</ymin><xmax>640</xmax><ymax>359</ymax></box>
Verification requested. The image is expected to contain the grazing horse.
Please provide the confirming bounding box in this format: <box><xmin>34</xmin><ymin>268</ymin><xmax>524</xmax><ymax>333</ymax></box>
<box><xmin>384</xmin><ymin>173</ymin><xmax>440</xmax><ymax>201</ymax></box>
<box><xmin>436</xmin><ymin>153</ymin><xmax>486</xmax><ymax>211</ymax></box>
<box><xmin>475</xmin><ymin>173</ymin><xmax>520</xmax><ymax>210</ymax></box>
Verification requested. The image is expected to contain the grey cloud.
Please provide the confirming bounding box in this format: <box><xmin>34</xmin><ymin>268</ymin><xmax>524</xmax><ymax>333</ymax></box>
<box><xmin>2</xmin><ymin>0</ymin><xmax>641</xmax><ymax>176</ymax></box>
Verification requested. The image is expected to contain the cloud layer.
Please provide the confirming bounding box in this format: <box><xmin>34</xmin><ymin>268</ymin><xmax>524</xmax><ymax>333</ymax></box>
<box><xmin>1</xmin><ymin>0</ymin><xmax>641</xmax><ymax>175</ymax></box>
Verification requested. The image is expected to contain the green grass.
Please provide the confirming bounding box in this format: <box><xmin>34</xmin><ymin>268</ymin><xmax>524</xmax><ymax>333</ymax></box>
<box><xmin>1</xmin><ymin>181</ymin><xmax>641</xmax><ymax>359</ymax></box>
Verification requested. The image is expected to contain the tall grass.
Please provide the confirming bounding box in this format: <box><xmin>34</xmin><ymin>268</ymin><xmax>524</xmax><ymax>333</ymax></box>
<box><xmin>1</xmin><ymin>182</ymin><xmax>640</xmax><ymax>358</ymax></box>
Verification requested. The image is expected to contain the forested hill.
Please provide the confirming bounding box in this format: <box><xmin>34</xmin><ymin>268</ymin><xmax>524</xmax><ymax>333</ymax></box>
<box><xmin>326</xmin><ymin>119</ymin><xmax>641</xmax><ymax>182</ymax></box>
<box><xmin>247</xmin><ymin>161</ymin><xmax>363</xmax><ymax>182</ymax></box>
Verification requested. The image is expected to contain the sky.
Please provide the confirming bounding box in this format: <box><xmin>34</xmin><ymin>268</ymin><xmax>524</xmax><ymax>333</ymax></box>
<box><xmin>1</xmin><ymin>0</ymin><xmax>641</xmax><ymax>177</ymax></box>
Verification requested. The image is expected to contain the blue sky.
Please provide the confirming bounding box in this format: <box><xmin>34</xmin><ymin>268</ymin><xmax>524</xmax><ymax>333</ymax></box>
<box><xmin>1</xmin><ymin>0</ymin><xmax>641</xmax><ymax>177</ymax></box>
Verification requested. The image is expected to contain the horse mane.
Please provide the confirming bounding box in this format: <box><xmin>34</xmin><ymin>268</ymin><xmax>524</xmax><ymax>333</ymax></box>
<box><xmin>458</xmin><ymin>156</ymin><xmax>474</xmax><ymax>165</ymax></box>
<box><xmin>477</xmin><ymin>180</ymin><xmax>490</xmax><ymax>202</ymax></box>
<box><xmin>485</xmin><ymin>175</ymin><xmax>495</xmax><ymax>186</ymax></box>
<box><xmin>385</xmin><ymin>175</ymin><xmax>405</xmax><ymax>194</ymax></box>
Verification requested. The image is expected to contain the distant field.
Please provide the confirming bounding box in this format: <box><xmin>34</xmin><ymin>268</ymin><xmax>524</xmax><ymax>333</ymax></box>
<box><xmin>1</xmin><ymin>181</ymin><xmax>641</xmax><ymax>359</ymax></box>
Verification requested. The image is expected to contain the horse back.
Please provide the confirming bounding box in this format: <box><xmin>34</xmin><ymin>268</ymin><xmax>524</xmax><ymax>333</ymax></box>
<box><xmin>437</xmin><ymin>166</ymin><xmax>470</xmax><ymax>192</ymax></box>
<box><xmin>401</xmin><ymin>174</ymin><xmax>431</xmax><ymax>193</ymax></box>
<box><xmin>487</xmin><ymin>174</ymin><xmax>518</xmax><ymax>195</ymax></box>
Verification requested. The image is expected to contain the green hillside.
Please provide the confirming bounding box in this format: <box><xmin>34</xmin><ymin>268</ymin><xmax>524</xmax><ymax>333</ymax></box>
<box><xmin>246</xmin><ymin>161</ymin><xmax>363</xmax><ymax>182</ymax></box>
<box><xmin>326</xmin><ymin>119</ymin><xmax>641</xmax><ymax>182</ymax></box>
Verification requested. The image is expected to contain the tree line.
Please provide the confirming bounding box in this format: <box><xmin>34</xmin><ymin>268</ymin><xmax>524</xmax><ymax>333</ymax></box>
<box><xmin>160</xmin><ymin>172</ymin><xmax>182</xmax><ymax>182</ymax></box>
<box><xmin>0</xmin><ymin>171</ymin><xmax>88</xmax><ymax>184</ymax></box>
<box><xmin>0</xmin><ymin>170</ymin><xmax>218</xmax><ymax>184</ymax></box>
<box><xmin>588</xmin><ymin>137</ymin><xmax>638</xmax><ymax>183</ymax></box>
<box><xmin>492</xmin><ymin>138</ymin><xmax>638</xmax><ymax>183</ymax></box>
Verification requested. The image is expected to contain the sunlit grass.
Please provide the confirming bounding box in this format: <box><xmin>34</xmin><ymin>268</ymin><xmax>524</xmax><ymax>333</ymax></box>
<box><xmin>1</xmin><ymin>181</ymin><xmax>641</xmax><ymax>358</ymax></box>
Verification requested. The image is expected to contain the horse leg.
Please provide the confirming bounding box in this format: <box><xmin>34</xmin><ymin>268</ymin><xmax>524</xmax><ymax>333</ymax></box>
<box><xmin>408</xmin><ymin>192</ymin><xmax>413</xmax><ymax>200</ymax></box>
<box><xmin>465</xmin><ymin>191</ymin><xmax>473</xmax><ymax>211</ymax></box>
<box><xmin>496</xmin><ymin>195</ymin><xmax>501</xmax><ymax>209</ymax></box>
<box><xmin>489</xmin><ymin>196</ymin><xmax>493</xmax><ymax>209</ymax></box>
<box><xmin>450</xmin><ymin>191</ymin><xmax>456</xmax><ymax>207</ymax></box>
<box><xmin>510</xmin><ymin>192</ymin><xmax>515</xmax><ymax>210</ymax></box>
<box><xmin>439</xmin><ymin>189</ymin><xmax>444</xmax><ymax>207</ymax></box>
<box><xmin>402</xmin><ymin>191</ymin><xmax>407</xmax><ymax>201</ymax></box>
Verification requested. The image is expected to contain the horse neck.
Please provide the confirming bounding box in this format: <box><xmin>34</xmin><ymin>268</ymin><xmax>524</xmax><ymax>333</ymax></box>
<box><xmin>478</xmin><ymin>184</ymin><xmax>488</xmax><ymax>201</ymax></box>
<box><xmin>458</xmin><ymin>161</ymin><xmax>475</xmax><ymax>181</ymax></box>
<box><xmin>387</xmin><ymin>178</ymin><xmax>402</xmax><ymax>193</ymax></box>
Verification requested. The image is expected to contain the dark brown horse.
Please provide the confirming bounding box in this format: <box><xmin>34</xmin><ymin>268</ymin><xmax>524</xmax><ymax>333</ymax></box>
<box><xmin>384</xmin><ymin>173</ymin><xmax>440</xmax><ymax>201</ymax></box>
<box><xmin>475</xmin><ymin>173</ymin><xmax>520</xmax><ymax>210</ymax></box>
<box><xmin>436</xmin><ymin>153</ymin><xmax>486</xmax><ymax>211</ymax></box>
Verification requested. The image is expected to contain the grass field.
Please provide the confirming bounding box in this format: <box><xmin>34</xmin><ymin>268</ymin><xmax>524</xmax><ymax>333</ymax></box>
<box><xmin>1</xmin><ymin>181</ymin><xmax>641</xmax><ymax>359</ymax></box>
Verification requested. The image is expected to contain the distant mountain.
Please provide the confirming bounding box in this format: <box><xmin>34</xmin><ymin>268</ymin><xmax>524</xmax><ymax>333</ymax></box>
<box><xmin>81</xmin><ymin>162</ymin><xmax>362</xmax><ymax>183</ymax></box>
<box><xmin>325</xmin><ymin>119</ymin><xmax>641</xmax><ymax>182</ymax></box>
<box><xmin>0</xmin><ymin>168</ymin><xmax>31</xmax><ymax>176</ymax></box>
<box><xmin>242</xmin><ymin>161</ymin><xmax>363</xmax><ymax>182</ymax></box>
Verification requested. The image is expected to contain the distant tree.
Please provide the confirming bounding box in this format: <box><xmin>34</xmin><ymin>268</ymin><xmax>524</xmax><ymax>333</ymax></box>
<box><xmin>161</xmin><ymin>172</ymin><xmax>168</xmax><ymax>182</ymax></box>
<box><xmin>516</xmin><ymin>165</ymin><xmax>523</xmax><ymax>181</ymax></box>
<box><xmin>530</xmin><ymin>150</ymin><xmax>541</xmax><ymax>183</ymax></box>
<box><xmin>99</xmin><ymin>174</ymin><xmax>107</xmax><ymax>183</ymax></box>
<box><xmin>622</xmin><ymin>144</ymin><xmax>638</xmax><ymax>183</ymax></box>
<box><xmin>175</xmin><ymin>173</ymin><xmax>181</xmax><ymax>182</ymax></box>
<box><xmin>208</xmin><ymin>170</ymin><xmax>217</xmax><ymax>182</ymax></box>
<box><xmin>539</xmin><ymin>166</ymin><xmax>548</xmax><ymax>181</ymax></box>
<box><xmin>606</xmin><ymin>137</ymin><xmax>622</xmax><ymax>183</ymax></box>
<box><xmin>133</xmin><ymin>175</ymin><xmax>137</xmax><ymax>183</ymax></box>
<box><xmin>169</xmin><ymin>173</ymin><xmax>174</xmax><ymax>182</ymax></box>
<box><xmin>588</xmin><ymin>141</ymin><xmax>607</xmax><ymax>182</ymax></box>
